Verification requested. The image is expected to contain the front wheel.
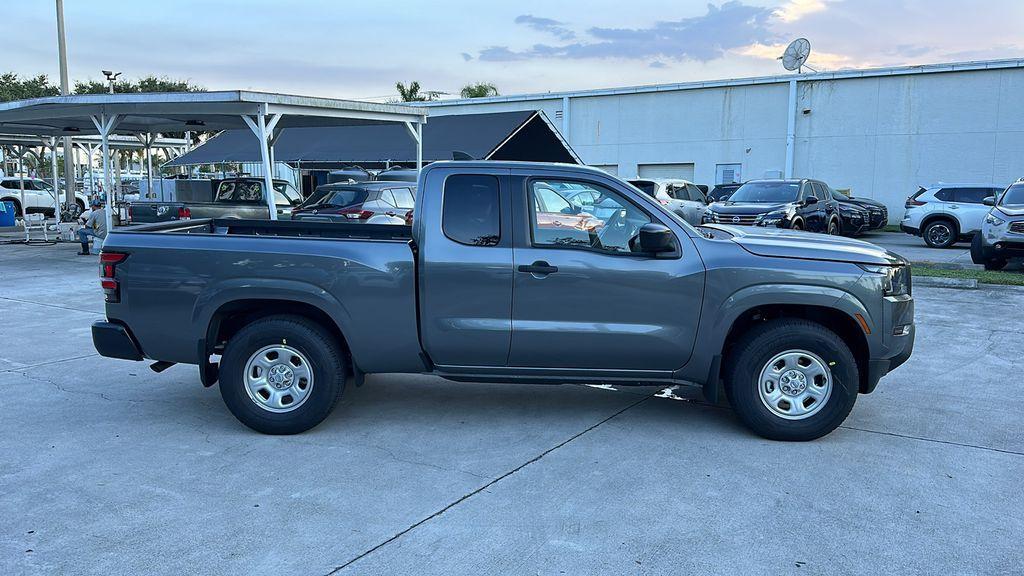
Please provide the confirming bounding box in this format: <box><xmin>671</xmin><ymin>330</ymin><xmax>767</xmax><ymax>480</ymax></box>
<box><xmin>724</xmin><ymin>319</ymin><xmax>859</xmax><ymax>441</ymax></box>
<box><xmin>219</xmin><ymin>315</ymin><xmax>346</xmax><ymax>434</ymax></box>
<box><xmin>827</xmin><ymin>218</ymin><xmax>841</xmax><ymax>236</ymax></box>
<box><xmin>790</xmin><ymin>219</ymin><xmax>804</xmax><ymax>231</ymax></box>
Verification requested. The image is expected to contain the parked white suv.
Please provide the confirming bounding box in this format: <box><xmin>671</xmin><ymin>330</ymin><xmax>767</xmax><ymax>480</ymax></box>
<box><xmin>627</xmin><ymin>178</ymin><xmax>708</xmax><ymax>226</ymax></box>
<box><xmin>0</xmin><ymin>177</ymin><xmax>89</xmax><ymax>217</ymax></box>
<box><xmin>971</xmin><ymin>179</ymin><xmax>1024</xmax><ymax>270</ymax></box>
<box><xmin>900</xmin><ymin>183</ymin><xmax>1005</xmax><ymax>248</ymax></box>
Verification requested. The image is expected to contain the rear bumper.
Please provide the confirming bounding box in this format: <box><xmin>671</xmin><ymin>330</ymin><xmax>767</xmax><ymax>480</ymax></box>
<box><xmin>899</xmin><ymin>223</ymin><xmax>920</xmax><ymax>236</ymax></box>
<box><xmin>92</xmin><ymin>321</ymin><xmax>144</xmax><ymax>361</ymax></box>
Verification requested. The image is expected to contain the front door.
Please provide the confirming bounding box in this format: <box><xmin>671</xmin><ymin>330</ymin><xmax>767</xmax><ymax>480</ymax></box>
<box><xmin>509</xmin><ymin>172</ymin><xmax>705</xmax><ymax>371</ymax></box>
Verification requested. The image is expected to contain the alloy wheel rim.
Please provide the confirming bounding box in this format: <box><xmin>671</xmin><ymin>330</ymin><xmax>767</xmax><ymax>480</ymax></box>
<box><xmin>757</xmin><ymin>349</ymin><xmax>833</xmax><ymax>420</ymax></box>
<box><xmin>928</xmin><ymin>224</ymin><xmax>951</xmax><ymax>245</ymax></box>
<box><xmin>243</xmin><ymin>344</ymin><xmax>314</xmax><ymax>413</ymax></box>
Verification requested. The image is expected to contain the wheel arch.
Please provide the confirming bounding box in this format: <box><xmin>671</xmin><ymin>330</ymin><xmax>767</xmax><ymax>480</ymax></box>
<box><xmin>920</xmin><ymin>213</ymin><xmax>960</xmax><ymax>235</ymax></box>
<box><xmin>694</xmin><ymin>285</ymin><xmax>873</xmax><ymax>399</ymax></box>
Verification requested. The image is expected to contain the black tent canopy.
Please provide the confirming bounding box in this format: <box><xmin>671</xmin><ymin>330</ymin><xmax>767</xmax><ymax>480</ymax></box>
<box><xmin>165</xmin><ymin>110</ymin><xmax>579</xmax><ymax>168</ymax></box>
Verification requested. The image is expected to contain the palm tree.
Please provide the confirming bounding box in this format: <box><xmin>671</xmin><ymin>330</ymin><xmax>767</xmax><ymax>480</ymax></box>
<box><xmin>396</xmin><ymin>81</ymin><xmax>428</xmax><ymax>102</ymax></box>
<box><xmin>460</xmin><ymin>82</ymin><xmax>499</xmax><ymax>99</ymax></box>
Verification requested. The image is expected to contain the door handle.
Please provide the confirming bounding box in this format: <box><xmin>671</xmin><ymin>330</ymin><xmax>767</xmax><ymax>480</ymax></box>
<box><xmin>518</xmin><ymin>261</ymin><xmax>558</xmax><ymax>275</ymax></box>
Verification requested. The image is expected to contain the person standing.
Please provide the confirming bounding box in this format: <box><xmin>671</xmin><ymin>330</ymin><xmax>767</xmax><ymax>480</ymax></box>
<box><xmin>77</xmin><ymin>199</ymin><xmax>107</xmax><ymax>255</ymax></box>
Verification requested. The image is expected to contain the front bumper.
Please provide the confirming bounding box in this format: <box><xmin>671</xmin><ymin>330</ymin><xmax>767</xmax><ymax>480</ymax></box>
<box><xmin>863</xmin><ymin>294</ymin><xmax>915</xmax><ymax>394</ymax></box>
<box><xmin>92</xmin><ymin>321</ymin><xmax>144</xmax><ymax>361</ymax></box>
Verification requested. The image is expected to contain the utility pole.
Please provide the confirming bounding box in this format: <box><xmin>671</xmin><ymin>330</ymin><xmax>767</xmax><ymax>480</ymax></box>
<box><xmin>56</xmin><ymin>0</ymin><xmax>75</xmax><ymax>217</ymax></box>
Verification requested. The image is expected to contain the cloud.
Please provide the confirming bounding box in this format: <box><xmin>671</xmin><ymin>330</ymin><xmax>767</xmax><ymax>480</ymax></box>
<box><xmin>514</xmin><ymin>15</ymin><xmax>576</xmax><ymax>40</ymax></box>
<box><xmin>649</xmin><ymin>61</ymin><xmax>668</xmax><ymax>68</ymax></box>
<box><xmin>461</xmin><ymin>52</ymin><xmax>474</xmax><ymax>62</ymax></box>
<box><xmin>480</xmin><ymin>2</ymin><xmax>776</xmax><ymax>63</ymax></box>
<box><xmin>733</xmin><ymin>42</ymin><xmax>862</xmax><ymax>69</ymax></box>
<box><xmin>773</xmin><ymin>0</ymin><xmax>830</xmax><ymax>23</ymax></box>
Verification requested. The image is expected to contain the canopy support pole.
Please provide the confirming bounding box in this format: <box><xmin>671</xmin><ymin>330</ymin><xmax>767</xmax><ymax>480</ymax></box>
<box><xmin>48</xmin><ymin>137</ymin><xmax>60</xmax><ymax>223</ymax></box>
<box><xmin>135</xmin><ymin>133</ymin><xmax>158</xmax><ymax>200</ymax></box>
<box><xmin>242</xmin><ymin>108</ymin><xmax>281</xmax><ymax>220</ymax></box>
<box><xmin>404</xmin><ymin>121</ymin><xmax>423</xmax><ymax>172</ymax></box>
<box><xmin>91</xmin><ymin>113</ymin><xmax>121</xmax><ymax>235</ymax></box>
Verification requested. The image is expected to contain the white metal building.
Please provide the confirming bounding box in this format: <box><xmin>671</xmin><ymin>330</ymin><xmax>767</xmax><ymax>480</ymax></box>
<box><xmin>422</xmin><ymin>58</ymin><xmax>1024</xmax><ymax>222</ymax></box>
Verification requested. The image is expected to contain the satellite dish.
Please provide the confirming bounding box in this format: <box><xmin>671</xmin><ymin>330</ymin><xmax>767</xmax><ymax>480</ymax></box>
<box><xmin>780</xmin><ymin>38</ymin><xmax>815</xmax><ymax>73</ymax></box>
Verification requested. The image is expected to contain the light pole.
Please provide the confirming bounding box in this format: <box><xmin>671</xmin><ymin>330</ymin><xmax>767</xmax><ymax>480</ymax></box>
<box><xmin>102</xmin><ymin>70</ymin><xmax>121</xmax><ymax>94</ymax></box>
<box><xmin>56</xmin><ymin>0</ymin><xmax>74</xmax><ymax>220</ymax></box>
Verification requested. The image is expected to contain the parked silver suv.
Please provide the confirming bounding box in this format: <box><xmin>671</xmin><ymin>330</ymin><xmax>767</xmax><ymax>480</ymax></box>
<box><xmin>900</xmin><ymin>183</ymin><xmax>1005</xmax><ymax>248</ymax></box>
<box><xmin>971</xmin><ymin>179</ymin><xmax>1024</xmax><ymax>270</ymax></box>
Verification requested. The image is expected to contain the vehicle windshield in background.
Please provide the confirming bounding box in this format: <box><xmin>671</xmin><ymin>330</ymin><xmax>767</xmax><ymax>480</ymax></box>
<box><xmin>728</xmin><ymin>182</ymin><xmax>800</xmax><ymax>203</ymax></box>
<box><xmin>831</xmin><ymin>189</ymin><xmax>851</xmax><ymax>200</ymax></box>
<box><xmin>307</xmin><ymin>188</ymin><xmax>369</xmax><ymax>208</ymax></box>
<box><xmin>999</xmin><ymin>183</ymin><xmax>1024</xmax><ymax>206</ymax></box>
<box><xmin>629</xmin><ymin>180</ymin><xmax>657</xmax><ymax>197</ymax></box>
<box><xmin>273</xmin><ymin>183</ymin><xmax>301</xmax><ymax>206</ymax></box>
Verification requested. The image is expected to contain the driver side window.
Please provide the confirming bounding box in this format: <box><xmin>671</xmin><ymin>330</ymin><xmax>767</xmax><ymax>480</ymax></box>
<box><xmin>529</xmin><ymin>179</ymin><xmax>651</xmax><ymax>254</ymax></box>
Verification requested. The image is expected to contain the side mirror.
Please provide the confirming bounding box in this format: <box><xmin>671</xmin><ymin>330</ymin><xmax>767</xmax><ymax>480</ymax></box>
<box><xmin>983</xmin><ymin>196</ymin><xmax>995</xmax><ymax>206</ymax></box>
<box><xmin>804</xmin><ymin>196</ymin><xmax>819</xmax><ymax>206</ymax></box>
<box><xmin>638</xmin><ymin>223</ymin><xmax>676</xmax><ymax>255</ymax></box>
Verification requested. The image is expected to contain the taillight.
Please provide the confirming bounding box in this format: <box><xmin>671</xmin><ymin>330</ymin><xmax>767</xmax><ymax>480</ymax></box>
<box><xmin>177</xmin><ymin>206</ymin><xmax>191</xmax><ymax>219</ymax></box>
<box><xmin>339</xmin><ymin>208</ymin><xmax>373</xmax><ymax>220</ymax></box>
<box><xmin>99</xmin><ymin>251</ymin><xmax>128</xmax><ymax>303</ymax></box>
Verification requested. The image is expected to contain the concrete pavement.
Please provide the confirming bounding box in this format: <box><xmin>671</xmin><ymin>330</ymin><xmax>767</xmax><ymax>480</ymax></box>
<box><xmin>1</xmin><ymin>241</ymin><xmax>1022</xmax><ymax>575</ymax></box>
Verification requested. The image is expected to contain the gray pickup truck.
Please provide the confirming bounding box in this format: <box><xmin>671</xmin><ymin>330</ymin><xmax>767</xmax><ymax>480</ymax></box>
<box><xmin>129</xmin><ymin>178</ymin><xmax>302</xmax><ymax>223</ymax></box>
<box><xmin>92</xmin><ymin>161</ymin><xmax>914</xmax><ymax>441</ymax></box>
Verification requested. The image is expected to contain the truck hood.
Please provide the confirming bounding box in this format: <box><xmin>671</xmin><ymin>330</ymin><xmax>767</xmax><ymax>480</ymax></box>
<box><xmin>703</xmin><ymin>224</ymin><xmax>907</xmax><ymax>266</ymax></box>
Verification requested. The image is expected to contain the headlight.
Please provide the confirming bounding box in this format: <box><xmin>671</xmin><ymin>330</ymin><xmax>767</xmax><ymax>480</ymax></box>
<box><xmin>859</xmin><ymin>264</ymin><xmax>911</xmax><ymax>296</ymax></box>
<box><xmin>985</xmin><ymin>212</ymin><xmax>1006</xmax><ymax>226</ymax></box>
<box><xmin>756</xmin><ymin>211</ymin><xmax>787</xmax><ymax>226</ymax></box>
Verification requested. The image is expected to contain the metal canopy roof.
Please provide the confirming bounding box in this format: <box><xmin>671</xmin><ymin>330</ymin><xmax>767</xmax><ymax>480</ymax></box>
<box><xmin>165</xmin><ymin>110</ymin><xmax>580</xmax><ymax>167</ymax></box>
<box><xmin>0</xmin><ymin>91</ymin><xmax>428</xmax><ymax>137</ymax></box>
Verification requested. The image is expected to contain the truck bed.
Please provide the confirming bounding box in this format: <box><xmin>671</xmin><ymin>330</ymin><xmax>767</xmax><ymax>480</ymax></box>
<box><xmin>102</xmin><ymin>218</ymin><xmax>423</xmax><ymax>375</ymax></box>
<box><xmin>124</xmin><ymin>218</ymin><xmax>413</xmax><ymax>241</ymax></box>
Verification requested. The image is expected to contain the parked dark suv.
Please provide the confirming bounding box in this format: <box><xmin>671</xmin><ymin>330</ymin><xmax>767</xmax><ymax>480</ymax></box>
<box><xmin>704</xmin><ymin>179</ymin><xmax>842</xmax><ymax>234</ymax></box>
<box><xmin>292</xmin><ymin>181</ymin><xmax>415</xmax><ymax>224</ymax></box>
<box><xmin>832</xmin><ymin>189</ymin><xmax>888</xmax><ymax>236</ymax></box>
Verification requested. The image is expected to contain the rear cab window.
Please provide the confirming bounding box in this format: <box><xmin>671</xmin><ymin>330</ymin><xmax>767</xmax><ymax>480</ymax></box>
<box><xmin>442</xmin><ymin>175</ymin><xmax>500</xmax><ymax>246</ymax></box>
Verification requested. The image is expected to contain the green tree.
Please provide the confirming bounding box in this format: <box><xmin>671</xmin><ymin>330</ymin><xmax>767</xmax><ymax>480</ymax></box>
<box><xmin>73</xmin><ymin>75</ymin><xmax>205</xmax><ymax>94</ymax></box>
<box><xmin>396</xmin><ymin>81</ymin><xmax>427</xmax><ymax>102</ymax></box>
<box><xmin>0</xmin><ymin>73</ymin><xmax>60</xmax><ymax>102</ymax></box>
<box><xmin>460</xmin><ymin>82</ymin><xmax>499</xmax><ymax>98</ymax></box>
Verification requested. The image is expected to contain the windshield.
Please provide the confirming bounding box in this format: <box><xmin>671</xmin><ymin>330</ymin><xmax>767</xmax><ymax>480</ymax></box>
<box><xmin>728</xmin><ymin>181</ymin><xmax>800</xmax><ymax>203</ymax></box>
<box><xmin>272</xmin><ymin>182</ymin><xmax>301</xmax><ymax>206</ymax></box>
<box><xmin>831</xmin><ymin>189</ymin><xmax>850</xmax><ymax>200</ymax></box>
<box><xmin>308</xmin><ymin>187</ymin><xmax>368</xmax><ymax>208</ymax></box>
<box><xmin>1000</xmin><ymin>183</ymin><xmax>1024</xmax><ymax>206</ymax></box>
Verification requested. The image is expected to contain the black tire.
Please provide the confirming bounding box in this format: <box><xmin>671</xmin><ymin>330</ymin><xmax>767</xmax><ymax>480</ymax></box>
<box><xmin>790</xmin><ymin>219</ymin><xmax>804</xmax><ymax>231</ymax></box>
<box><xmin>827</xmin><ymin>218</ymin><xmax>841</xmax><ymax>236</ymax></box>
<box><xmin>75</xmin><ymin>199</ymin><xmax>85</xmax><ymax>213</ymax></box>
<box><xmin>970</xmin><ymin>234</ymin><xmax>1005</xmax><ymax>269</ymax></box>
<box><xmin>923</xmin><ymin>219</ymin><xmax>957</xmax><ymax>248</ymax></box>
<box><xmin>219</xmin><ymin>315</ymin><xmax>346</xmax><ymax>434</ymax></box>
<box><xmin>723</xmin><ymin>319</ymin><xmax>859</xmax><ymax>441</ymax></box>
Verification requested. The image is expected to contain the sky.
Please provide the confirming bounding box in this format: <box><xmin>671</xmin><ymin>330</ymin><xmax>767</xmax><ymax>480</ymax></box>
<box><xmin>6</xmin><ymin>0</ymin><xmax>1024</xmax><ymax>101</ymax></box>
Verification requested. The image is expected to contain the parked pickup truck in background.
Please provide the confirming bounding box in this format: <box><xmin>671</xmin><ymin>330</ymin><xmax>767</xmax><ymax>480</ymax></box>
<box><xmin>92</xmin><ymin>161</ymin><xmax>915</xmax><ymax>441</ymax></box>
<box><xmin>129</xmin><ymin>178</ymin><xmax>301</xmax><ymax>223</ymax></box>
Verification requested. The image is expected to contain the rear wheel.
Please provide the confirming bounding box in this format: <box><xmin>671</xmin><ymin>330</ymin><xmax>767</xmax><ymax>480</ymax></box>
<box><xmin>923</xmin><ymin>219</ymin><xmax>957</xmax><ymax>248</ymax></box>
<box><xmin>219</xmin><ymin>315</ymin><xmax>346</xmax><ymax>434</ymax></box>
<box><xmin>724</xmin><ymin>319</ymin><xmax>859</xmax><ymax>441</ymax></box>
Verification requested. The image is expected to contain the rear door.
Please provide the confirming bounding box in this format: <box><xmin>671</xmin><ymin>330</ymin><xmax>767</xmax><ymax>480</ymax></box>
<box><xmin>508</xmin><ymin>169</ymin><xmax>705</xmax><ymax>372</ymax></box>
<box><xmin>417</xmin><ymin>166</ymin><xmax>513</xmax><ymax>367</ymax></box>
